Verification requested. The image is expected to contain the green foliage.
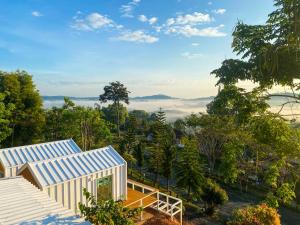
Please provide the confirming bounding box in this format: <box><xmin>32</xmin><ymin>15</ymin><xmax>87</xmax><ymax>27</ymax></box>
<box><xmin>219</xmin><ymin>141</ymin><xmax>245</xmax><ymax>184</ymax></box>
<box><xmin>134</xmin><ymin>142</ymin><xmax>145</xmax><ymax>172</ymax></box>
<box><xmin>212</xmin><ymin>0</ymin><xmax>300</xmax><ymax>87</ymax></box>
<box><xmin>0</xmin><ymin>70</ymin><xmax>45</xmax><ymax>146</ymax></box>
<box><xmin>207</xmin><ymin>85</ymin><xmax>269</xmax><ymax>124</ymax></box>
<box><xmin>175</xmin><ymin>137</ymin><xmax>204</xmax><ymax>199</ymax></box>
<box><xmin>161</xmin><ymin>144</ymin><xmax>176</xmax><ymax>190</ymax></box>
<box><xmin>102</xmin><ymin>104</ymin><xmax>128</xmax><ymax>132</ymax></box>
<box><xmin>79</xmin><ymin>188</ymin><xmax>141</xmax><ymax>225</ymax></box>
<box><xmin>227</xmin><ymin>204</ymin><xmax>281</xmax><ymax>225</ymax></box>
<box><xmin>0</xmin><ymin>93</ymin><xmax>14</xmax><ymax>144</ymax></box>
<box><xmin>200</xmin><ymin>179</ymin><xmax>228</xmax><ymax>215</ymax></box>
<box><xmin>45</xmin><ymin>98</ymin><xmax>112</xmax><ymax>150</ymax></box>
<box><xmin>99</xmin><ymin>81</ymin><xmax>130</xmax><ymax>136</ymax></box>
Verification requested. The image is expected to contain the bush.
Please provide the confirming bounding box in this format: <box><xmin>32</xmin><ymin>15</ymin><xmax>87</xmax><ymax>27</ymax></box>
<box><xmin>227</xmin><ymin>203</ymin><xmax>281</xmax><ymax>225</ymax></box>
<box><xmin>200</xmin><ymin>179</ymin><xmax>229</xmax><ymax>215</ymax></box>
<box><xmin>143</xmin><ymin>214</ymin><xmax>180</xmax><ymax>225</ymax></box>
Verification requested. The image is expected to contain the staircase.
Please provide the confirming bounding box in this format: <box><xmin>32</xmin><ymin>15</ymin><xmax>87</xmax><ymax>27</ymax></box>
<box><xmin>0</xmin><ymin>177</ymin><xmax>89</xmax><ymax>225</ymax></box>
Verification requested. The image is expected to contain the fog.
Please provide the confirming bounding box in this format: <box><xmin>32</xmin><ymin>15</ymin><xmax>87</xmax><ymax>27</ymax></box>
<box><xmin>43</xmin><ymin>98</ymin><xmax>300</xmax><ymax>122</ymax></box>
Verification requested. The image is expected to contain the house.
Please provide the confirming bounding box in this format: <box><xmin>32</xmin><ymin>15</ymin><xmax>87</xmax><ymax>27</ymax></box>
<box><xmin>0</xmin><ymin>176</ymin><xmax>90</xmax><ymax>225</ymax></box>
<box><xmin>0</xmin><ymin>140</ymin><xmax>183</xmax><ymax>224</ymax></box>
<box><xmin>0</xmin><ymin>139</ymin><xmax>82</xmax><ymax>177</ymax></box>
<box><xmin>17</xmin><ymin>146</ymin><xmax>127</xmax><ymax>214</ymax></box>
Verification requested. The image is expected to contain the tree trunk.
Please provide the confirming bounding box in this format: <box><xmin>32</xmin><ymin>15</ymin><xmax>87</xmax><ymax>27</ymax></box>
<box><xmin>117</xmin><ymin>101</ymin><xmax>120</xmax><ymax>137</ymax></box>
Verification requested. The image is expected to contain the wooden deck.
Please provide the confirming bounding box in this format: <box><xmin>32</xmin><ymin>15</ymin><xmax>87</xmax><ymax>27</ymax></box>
<box><xmin>124</xmin><ymin>188</ymin><xmax>157</xmax><ymax>208</ymax></box>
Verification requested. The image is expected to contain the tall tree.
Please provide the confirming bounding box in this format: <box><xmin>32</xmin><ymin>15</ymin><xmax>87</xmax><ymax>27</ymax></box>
<box><xmin>134</xmin><ymin>141</ymin><xmax>145</xmax><ymax>174</ymax></box>
<box><xmin>161</xmin><ymin>144</ymin><xmax>176</xmax><ymax>191</ymax></box>
<box><xmin>175</xmin><ymin>137</ymin><xmax>204</xmax><ymax>199</ymax></box>
<box><xmin>99</xmin><ymin>81</ymin><xmax>130</xmax><ymax>136</ymax></box>
<box><xmin>0</xmin><ymin>70</ymin><xmax>45</xmax><ymax>146</ymax></box>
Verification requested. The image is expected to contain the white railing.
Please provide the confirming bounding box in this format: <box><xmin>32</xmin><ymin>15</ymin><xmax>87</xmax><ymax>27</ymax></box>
<box><xmin>127</xmin><ymin>179</ymin><xmax>183</xmax><ymax>225</ymax></box>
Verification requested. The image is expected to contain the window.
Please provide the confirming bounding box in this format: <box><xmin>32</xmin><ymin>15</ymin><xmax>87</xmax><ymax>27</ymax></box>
<box><xmin>96</xmin><ymin>175</ymin><xmax>113</xmax><ymax>202</ymax></box>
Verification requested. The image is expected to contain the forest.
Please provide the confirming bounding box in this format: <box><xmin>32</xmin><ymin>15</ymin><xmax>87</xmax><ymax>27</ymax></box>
<box><xmin>0</xmin><ymin>0</ymin><xmax>300</xmax><ymax>224</ymax></box>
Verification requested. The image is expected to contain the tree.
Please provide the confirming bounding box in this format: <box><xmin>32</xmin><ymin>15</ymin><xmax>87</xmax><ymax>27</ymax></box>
<box><xmin>102</xmin><ymin>104</ymin><xmax>128</xmax><ymax>133</ymax></box>
<box><xmin>207</xmin><ymin>85</ymin><xmax>269</xmax><ymax>124</ymax></box>
<box><xmin>175</xmin><ymin>137</ymin><xmax>204</xmax><ymax>199</ymax></box>
<box><xmin>99</xmin><ymin>81</ymin><xmax>130</xmax><ymax>136</ymax></box>
<box><xmin>200</xmin><ymin>179</ymin><xmax>228</xmax><ymax>215</ymax></box>
<box><xmin>149</xmin><ymin>109</ymin><xmax>175</xmax><ymax>185</ymax></box>
<box><xmin>227</xmin><ymin>204</ymin><xmax>281</xmax><ymax>225</ymax></box>
<box><xmin>79</xmin><ymin>188</ymin><xmax>141</xmax><ymax>225</ymax></box>
<box><xmin>161</xmin><ymin>144</ymin><xmax>176</xmax><ymax>191</ymax></box>
<box><xmin>211</xmin><ymin>0</ymin><xmax>300</xmax><ymax>113</ymax></box>
<box><xmin>0</xmin><ymin>93</ymin><xmax>14</xmax><ymax>144</ymax></box>
<box><xmin>45</xmin><ymin>98</ymin><xmax>112</xmax><ymax>150</ymax></box>
<box><xmin>0</xmin><ymin>70</ymin><xmax>45</xmax><ymax>146</ymax></box>
<box><xmin>134</xmin><ymin>142</ymin><xmax>145</xmax><ymax>174</ymax></box>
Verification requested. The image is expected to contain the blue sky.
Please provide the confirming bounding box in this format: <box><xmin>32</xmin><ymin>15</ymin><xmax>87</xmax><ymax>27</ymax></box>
<box><xmin>0</xmin><ymin>0</ymin><xmax>274</xmax><ymax>98</ymax></box>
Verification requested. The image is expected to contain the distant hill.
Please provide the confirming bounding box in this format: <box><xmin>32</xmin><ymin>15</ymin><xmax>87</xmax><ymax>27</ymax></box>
<box><xmin>131</xmin><ymin>94</ymin><xmax>178</xmax><ymax>100</ymax></box>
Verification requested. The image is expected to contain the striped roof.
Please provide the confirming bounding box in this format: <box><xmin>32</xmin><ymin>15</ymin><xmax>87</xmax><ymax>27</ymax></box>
<box><xmin>0</xmin><ymin>139</ymin><xmax>82</xmax><ymax>168</ymax></box>
<box><xmin>19</xmin><ymin>146</ymin><xmax>126</xmax><ymax>188</ymax></box>
<box><xmin>0</xmin><ymin>177</ymin><xmax>90</xmax><ymax>225</ymax></box>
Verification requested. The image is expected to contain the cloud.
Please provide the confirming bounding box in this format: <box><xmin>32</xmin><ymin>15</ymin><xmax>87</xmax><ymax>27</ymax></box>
<box><xmin>182</xmin><ymin>52</ymin><xmax>203</xmax><ymax>59</ymax></box>
<box><xmin>191</xmin><ymin>43</ymin><xmax>200</xmax><ymax>46</ymax></box>
<box><xmin>71</xmin><ymin>12</ymin><xmax>117</xmax><ymax>31</ymax></box>
<box><xmin>116</xmin><ymin>30</ymin><xmax>158</xmax><ymax>43</ymax></box>
<box><xmin>166</xmin><ymin>24</ymin><xmax>226</xmax><ymax>37</ymax></box>
<box><xmin>213</xmin><ymin>9</ymin><xmax>226</xmax><ymax>15</ymax></box>
<box><xmin>208</xmin><ymin>1</ymin><xmax>213</xmax><ymax>5</ymax></box>
<box><xmin>32</xmin><ymin>11</ymin><xmax>43</xmax><ymax>17</ymax></box>
<box><xmin>120</xmin><ymin>0</ymin><xmax>141</xmax><ymax>18</ymax></box>
<box><xmin>168</xmin><ymin>12</ymin><xmax>212</xmax><ymax>26</ymax></box>
<box><xmin>138</xmin><ymin>15</ymin><xmax>158</xmax><ymax>25</ymax></box>
<box><xmin>160</xmin><ymin>12</ymin><xmax>226</xmax><ymax>38</ymax></box>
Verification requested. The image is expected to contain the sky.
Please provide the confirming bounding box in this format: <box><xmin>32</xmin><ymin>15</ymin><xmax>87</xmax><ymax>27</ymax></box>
<box><xmin>0</xmin><ymin>0</ymin><xmax>275</xmax><ymax>98</ymax></box>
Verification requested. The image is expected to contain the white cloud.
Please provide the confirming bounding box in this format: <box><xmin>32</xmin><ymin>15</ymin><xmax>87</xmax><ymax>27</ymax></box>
<box><xmin>162</xmin><ymin>12</ymin><xmax>226</xmax><ymax>38</ymax></box>
<box><xmin>191</xmin><ymin>43</ymin><xmax>200</xmax><ymax>46</ymax></box>
<box><xmin>139</xmin><ymin>15</ymin><xmax>148</xmax><ymax>22</ymax></box>
<box><xmin>32</xmin><ymin>11</ymin><xmax>43</xmax><ymax>17</ymax></box>
<box><xmin>171</xmin><ymin>12</ymin><xmax>212</xmax><ymax>25</ymax></box>
<box><xmin>71</xmin><ymin>12</ymin><xmax>116</xmax><ymax>31</ymax></box>
<box><xmin>138</xmin><ymin>15</ymin><xmax>158</xmax><ymax>25</ymax></box>
<box><xmin>182</xmin><ymin>52</ymin><xmax>203</xmax><ymax>59</ymax></box>
<box><xmin>120</xmin><ymin>0</ymin><xmax>141</xmax><ymax>18</ymax></box>
<box><xmin>213</xmin><ymin>9</ymin><xmax>226</xmax><ymax>15</ymax></box>
<box><xmin>149</xmin><ymin>17</ymin><xmax>158</xmax><ymax>25</ymax></box>
<box><xmin>116</xmin><ymin>30</ymin><xmax>158</xmax><ymax>43</ymax></box>
<box><xmin>166</xmin><ymin>24</ymin><xmax>226</xmax><ymax>37</ymax></box>
<box><xmin>208</xmin><ymin>1</ymin><xmax>213</xmax><ymax>5</ymax></box>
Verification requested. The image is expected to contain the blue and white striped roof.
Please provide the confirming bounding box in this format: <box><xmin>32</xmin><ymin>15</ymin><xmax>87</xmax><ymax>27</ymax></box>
<box><xmin>0</xmin><ymin>139</ymin><xmax>82</xmax><ymax>168</ymax></box>
<box><xmin>19</xmin><ymin>146</ymin><xmax>126</xmax><ymax>188</ymax></box>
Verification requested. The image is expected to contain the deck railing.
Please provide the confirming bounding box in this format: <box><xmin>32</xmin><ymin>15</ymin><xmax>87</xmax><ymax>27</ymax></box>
<box><xmin>127</xmin><ymin>179</ymin><xmax>183</xmax><ymax>225</ymax></box>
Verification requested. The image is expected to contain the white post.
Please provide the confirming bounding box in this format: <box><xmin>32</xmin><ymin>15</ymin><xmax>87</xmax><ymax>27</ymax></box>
<box><xmin>180</xmin><ymin>202</ymin><xmax>182</xmax><ymax>225</ymax></box>
<box><xmin>157</xmin><ymin>192</ymin><xmax>160</xmax><ymax>210</ymax></box>
<box><xmin>167</xmin><ymin>196</ymin><xmax>169</xmax><ymax>213</ymax></box>
<box><xmin>140</xmin><ymin>199</ymin><xmax>143</xmax><ymax>221</ymax></box>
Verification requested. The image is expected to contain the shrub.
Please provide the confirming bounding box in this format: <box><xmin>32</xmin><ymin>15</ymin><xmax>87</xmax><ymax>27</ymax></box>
<box><xmin>227</xmin><ymin>203</ymin><xmax>281</xmax><ymax>225</ymax></box>
<box><xmin>200</xmin><ymin>179</ymin><xmax>228</xmax><ymax>215</ymax></box>
<box><xmin>79</xmin><ymin>188</ymin><xmax>141</xmax><ymax>225</ymax></box>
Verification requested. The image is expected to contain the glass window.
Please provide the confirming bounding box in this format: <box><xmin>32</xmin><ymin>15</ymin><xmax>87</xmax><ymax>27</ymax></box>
<box><xmin>96</xmin><ymin>175</ymin><xmax>113</xmax><ymax>202</ymax></box>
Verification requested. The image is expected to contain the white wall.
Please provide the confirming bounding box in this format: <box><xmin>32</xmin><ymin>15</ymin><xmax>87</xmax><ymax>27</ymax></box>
<box><xmin>43</xmin><ymin>164</ymin><xmax>127</xmax><ymax>214</ymax></box>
